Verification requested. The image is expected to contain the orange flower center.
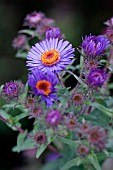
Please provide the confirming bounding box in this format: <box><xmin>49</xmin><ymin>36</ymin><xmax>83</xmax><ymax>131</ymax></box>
<box><xmin>36</xmin><ymin>80</ymin><xmax>52</xmax><ymax>96</ymax></box>
<box><xmin>41</xmin><ymin>50</ymin><xmax>60</xmax><ymax>66</ymax></box>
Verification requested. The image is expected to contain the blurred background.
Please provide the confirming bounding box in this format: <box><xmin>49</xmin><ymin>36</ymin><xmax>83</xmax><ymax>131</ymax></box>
<box><xmin>0</xmin><ymin>0</ymin><xmax>113</xmax><ymax>169</ymax></box>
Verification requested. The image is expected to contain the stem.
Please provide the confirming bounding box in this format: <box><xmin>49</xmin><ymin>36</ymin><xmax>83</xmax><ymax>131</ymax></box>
<box><xmin>0</xmin><ymin>115</ymin><xmax>31</xmax><ymax>138</ymax></box>
<box><xmin>57</xmin><ymin>73</ymin><xmax>65</xmax><ymax>87</ymax></box>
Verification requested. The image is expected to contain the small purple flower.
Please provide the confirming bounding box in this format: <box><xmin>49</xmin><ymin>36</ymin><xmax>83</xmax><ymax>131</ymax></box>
<box><xmin>28</xmin><ymin>69</ymin><xmax>59</xmax><ymax>107</ymax></box>
<box><xmin>12</xmin><ymin>34</ymin><xmax>27</xmax><ymax>49</ymax></box>
<box><xmin>46</xmin><ymin>110</ymin><xmax>61</xmax><ymax>126</ymax></box>
<box><xmin>82</xmin><ymin>35</ymin><xmax>110</xmax><ymax>57</ymax></box>
<box><xmin>87</xmin><ymin>68</ymin><xmax>107</xmax><ymax>87</ymax></box>
<box><xmin>23</xmin><ymin>11</ymin><xmax>45</xmax><ymax>28</ymax></box>
<box><xmin>27</xmin><ymin>38</ymin><xmax>75</xmax><ymax>73</ymax></box>
<box><xmin>30</xmin><ymin>107</ymin><xmax>42</xmax><ymax>119</ymax></box>
<box><xmin>46</xmin><ymin>27</ymin><xmax>62</xmax><ymax>39</ymax></box>
<box><xmin>72</xmin><ymin>93</ymin><xmax>83</xmax><ymax>105</ymax></box>
<box><xmin>34</xmin><ymin>133</ymin><xmax>47</xmax><ymax>144</ymax></box>
<box><xmin>80</xmin><ymin>123</ymin><xmax>91</xmax><ymax>135</ymax></box>
<box><xmin>87</xmin><ymin>126</ymin><xmax>106</xmax><ymax>145</ymax></box>
<box><xmin>77</xmin><ymin>144</ymin><xmax>89</xmax><ymax>156</ymax></box>
<box><xmin>2</xmin><ymin>80</ymin><xmax>23</xmax><ymax>100</ymax></box>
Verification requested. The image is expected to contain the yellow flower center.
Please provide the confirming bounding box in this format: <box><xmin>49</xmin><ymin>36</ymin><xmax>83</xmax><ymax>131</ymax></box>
<box><xmin>36</xmin><ymin>80</ymin><xmax>52</xmax><ymax>96</ymax></box>
<box><xmin>41</xmin><ymin>50</ymin><xmax>60</xmax><ymax>66</ymax></box>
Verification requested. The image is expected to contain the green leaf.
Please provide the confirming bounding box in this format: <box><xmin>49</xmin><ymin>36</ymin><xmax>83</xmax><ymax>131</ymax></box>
<box><xmin>58</xmin><ymin>136</ymin><xmax>78</xmax><ymax>148</ymax></box>
<box><xmin>0</xmin><ymin>109</ymin><xmax>10</xmax><ymax>119</ymax></box>
<box><xmin>15</xmin><ymin>50</ymin><xmax>27</xmax><ymax>59</ymax></box>
<box><xmin>36</xmin><ymin>134</ymin><xmax>57</xmax><ymax>159</ymax></box>
<box><xmin>12</xmin><ymin>131</ymin><xmax>34</xmax><ymax>152</ymax></box>
<box><xmin>85</xmin><ymin>101</ymin><xmax>113</xmax><ymax>117</ymax></box>
<box><xmin>61</xmin><ymin>157</ymin><xmax>84</xmax><ymax>170</ymax></box>
<box><xmin>19</xmin><ymin>29</ymin><xmax>35</xmax><ymax>36</ymax></box>
<box><xmin>87</xmin><ymin>152</ymin><xmax>101</xmax><ymax>170</ymax></box>
<box><xmin>19</xmin><ymin>82</ymin><xmax>28</xmax><ymax>100</ymax></box>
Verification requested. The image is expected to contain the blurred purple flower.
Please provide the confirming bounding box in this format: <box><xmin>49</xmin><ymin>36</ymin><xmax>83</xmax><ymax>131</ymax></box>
<box><xmin>23</xmin><ymin>11</ymin><xmax>45</xmax><ymax>28</ymax></box>
<box><xmin>46</xmin><ymin>152</ymin><xmax>61</xmax><ymax>162</ymax></box>
<box><xmin>46</xmin><ymin>110</ymin><xmax>61</xmax><ymax>126</ymax></box>
<box><xmin>12</xmin><ymin>34</ymin><xmax>27</xmax><ymax>49</ymax></box>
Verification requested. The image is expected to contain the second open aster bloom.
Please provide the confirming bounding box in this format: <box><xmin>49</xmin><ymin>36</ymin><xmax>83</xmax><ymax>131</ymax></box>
<box><xmin>82</xmin><ymin>35</ymin><xmax>110</xmax><ymax>57</ymax></box>
<box><xmin>27</xmin><ymin>38</ymin><xmax>75</xmax><ymax>73</ymax></box>
<box><xmin>28</xmin><ymin>69</ymin><xmax>59</xmax><ymax>107</ymax></box>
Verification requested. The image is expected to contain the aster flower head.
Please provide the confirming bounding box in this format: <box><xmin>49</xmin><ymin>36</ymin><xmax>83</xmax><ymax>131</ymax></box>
<box><xmin>88</xmin><ymin>68</ymin><xmax>107</xmax><ymax>87</ymax></box>
<box><xmin>30</xmin><ymin>107</ymin><xmax>42</xmax><ymax>119</ymax></box>
<box><xmin>46</xmin><ymin>27</ymin><xmax>62</xmax><ymax>39</ymax></box>
<box><xmin>80</xmin><ymin>123</ymin><xmax>91</xmax><ymax>135</ymax></box>
<box><xmin>12</xmin><ymin>34</ymin><xmax>27</xmax><ymax>49</ymax></box>
<box><xmin>46</xmin><ymin>110</ymin><xmax>61</xmax><ymax>126</ymax></box>
<box><xmin>23</xmin><ymin>95</ymin><xmax>36</xmax><ymax>110</ymax></box>
<box><xmin>72</xmin><ymin>93</ymin><xmax>83</xmax><ymax>105</ymax></box>
<box><xmin>23</xmin><ymin>11</ymin><xmax>45</xmax><ymax>28</ymax></box>
<box><xmin>87</xmin><ymin>126</ymin><xmax>106</xmax><ymax>145</ymax></box>
<box><xmin>28</xmin><ymin>69</ymin><xmax>59</xmax><ymax>107</ymax></box>
<box><xmin>34</xmin><ymin>133</ymin><xmax>47</xmax><ymax>144</ymax></box>
<box><xmin>77</xmin><ymin>144</ymin><xmax>89</xmax><ymax>156</ymax></box>
<box><xmin>82</xmin><ymin>35</ymin><xmax>110</xmax><ymax>57</ymax></box>
<box><xmin>2</xmin><ymin>80</ymin><xmax>24</xmax><ymax>101</ymax></box>
<box><xmin>27</xmin><ymin>38</ymin><xmax>75</xmax><ymax>73</ymax></box>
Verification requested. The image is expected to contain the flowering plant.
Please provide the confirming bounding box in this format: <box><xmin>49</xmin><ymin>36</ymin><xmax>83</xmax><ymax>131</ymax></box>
<box><xmin>1</xmin><ymin>11</ymin><xmax>113</xmax><ymax>170</ymax></box>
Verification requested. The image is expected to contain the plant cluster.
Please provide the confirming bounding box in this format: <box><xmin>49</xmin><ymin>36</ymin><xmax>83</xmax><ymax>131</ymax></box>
<box><xmin>1</xmin><ymin>11</ymin><xmax>113</xmax><ymax>170</ymax></box>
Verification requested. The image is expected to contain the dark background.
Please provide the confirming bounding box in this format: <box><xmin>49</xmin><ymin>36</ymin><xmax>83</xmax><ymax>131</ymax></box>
<box><xmin>0</xmin><ymin>0</ymin><xmax>113</xmax><ymax>169</ymax></box>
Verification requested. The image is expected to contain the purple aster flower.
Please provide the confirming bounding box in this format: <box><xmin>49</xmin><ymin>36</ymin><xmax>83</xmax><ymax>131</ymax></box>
<box><xmin>46</xmin><ymin>27</ymin><xmax>62</xmax><ymax>39</ymax></box>
<box><xmin>23</xmin><ymin>11</ymin><xmax>45</xmax><ymax>28</ymax></box>
<box><xmin>30</xmin><ymin>107</ymin><xmax>41</xmax><ymax>119</ymax></box>
<box><xmin>46</xmin><ymin>110</ymin><xmax>61</xmax><ymax>126</ymax></box>
<box><xmin>87</xmin><ymin>126</ymin><xmax>106</xmax><ymax>145</ymax></box>
<box><xmin>27</xmin><ymin>38</ymin><xmax>75</xmax><ymax>73</ymax></box>
<box><xmin>82</xmin><ymin>35</ymin><xmax>110</xmax><ymax>57</ymax></box>
<box><xmin>77</xmin><ymin>144</ymin><xmax>89</xmax><ymax>156</ymax></box>
<box><xmin>34</xmin><ymin>133</ymin><xmax>47</xmax><ymax>144</ymax></box>
<box><xmin>72</xmin><ymin>93</ymin><xmax>83</xmax><ymax>105</ymax></box>
<box><xmin>87</xmin><ymin>68</ymin><xmax>107</xmax><ymax>87</ymax></box>
<box><xmin>12</xmin><ymin>34</ymin><xmax>27</xmax><ymax>49</ymax></box>
<box><xmin>2</xmin><ymin>80</ymin><xmax>24</xmax><ymax>100</ymax></box>
<box><xmin>80</xmin><ymin>123</ymin><xmax>91</xmax><ymax>136</ymax></box>
<box><xmin>28</xmin><ymin>69</ymin><xmax>59</xmax><ymax>107</ymax></box>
